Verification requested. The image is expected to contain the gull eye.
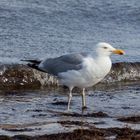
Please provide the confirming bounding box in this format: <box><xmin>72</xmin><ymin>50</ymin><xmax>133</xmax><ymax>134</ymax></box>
<box><xmin>103</xmin><ymin>46</ymin><xmax>108</xmax><ymax>49</ymax></box>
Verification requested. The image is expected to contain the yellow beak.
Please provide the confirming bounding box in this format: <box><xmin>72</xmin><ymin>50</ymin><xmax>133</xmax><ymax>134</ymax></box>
<box><xmin>112</xmin><ymin>49</ymin><xmax>125</xmax><ymax>55</ymax></box>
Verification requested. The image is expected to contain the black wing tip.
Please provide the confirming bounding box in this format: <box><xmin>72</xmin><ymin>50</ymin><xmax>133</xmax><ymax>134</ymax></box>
<box><xmin>21</xmin><ymin>59</ymin><xmax>41</xmax><ymax>64</ymax></box>
<box><xmin>27</xmin><ymin>63</ymin><xmax>38</xmax><ymax>69</ymax></box>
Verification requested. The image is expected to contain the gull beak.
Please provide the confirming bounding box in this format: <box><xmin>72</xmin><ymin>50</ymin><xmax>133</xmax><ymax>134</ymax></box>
<box><xmin>112</xmin><ymin>49</ymin><xmax>125</xmax><ymax>55</ymax></box>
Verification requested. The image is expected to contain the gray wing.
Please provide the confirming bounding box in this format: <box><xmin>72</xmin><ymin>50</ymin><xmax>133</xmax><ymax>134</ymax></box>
<box><xmin>39</xmin><ymin>52</ymin><xmax>88</xmax><ymax>76</ymax></box>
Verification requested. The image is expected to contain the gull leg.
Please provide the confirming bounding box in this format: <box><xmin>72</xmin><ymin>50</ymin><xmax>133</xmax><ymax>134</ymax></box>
<box><xmin>67</xmin><ymin>87</ymin><xmax>73</xmax><ymax>111</ymax></box>
<box><xmin>82</xmin><ymin>88</ymin><xmax>87</xmax><ymax>109</ymax></box>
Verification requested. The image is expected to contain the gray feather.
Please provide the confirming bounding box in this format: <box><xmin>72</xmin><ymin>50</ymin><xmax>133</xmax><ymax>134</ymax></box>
<box><xmin>39</xmin><ymin>52</ymin><xmax>88</xmax><ymax>76</ymax></box>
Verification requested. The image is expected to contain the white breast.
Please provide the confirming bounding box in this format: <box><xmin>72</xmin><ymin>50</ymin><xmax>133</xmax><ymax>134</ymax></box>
<box><xmin>58</xmin><ymin>56</ymin><xmax>112</xmax><ymax>88</ymax></box>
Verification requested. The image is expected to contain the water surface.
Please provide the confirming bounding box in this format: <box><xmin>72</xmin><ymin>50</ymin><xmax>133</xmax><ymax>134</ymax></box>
<box><xmin>0</xmin><ymin>0</ymin><xmax>139</xmax><ymax>63</ymax></box>
<box><xmin>0</xmin><ymin>83</ymin><xmax>140</xmax><ymax>136</ymax></box>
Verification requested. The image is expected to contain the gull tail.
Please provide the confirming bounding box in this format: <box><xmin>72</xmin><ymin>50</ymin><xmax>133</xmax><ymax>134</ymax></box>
<box><xmin>21</xmin><ymin>59</ymin><xmax>45</xmax><ymax>72</ymax></box>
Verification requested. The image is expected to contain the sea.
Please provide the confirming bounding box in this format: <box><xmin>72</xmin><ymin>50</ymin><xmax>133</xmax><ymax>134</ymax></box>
<box><xmin>0</xmin><ymin>0</ymin><xmax>139</xmax><ymax>63</ymax></box>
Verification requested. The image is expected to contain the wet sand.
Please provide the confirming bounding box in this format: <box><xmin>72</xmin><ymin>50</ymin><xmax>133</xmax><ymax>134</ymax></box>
<box><xmin>1</xmin><ymin>127</ymin><xmax>140</xmax><ymax>140</ymax></box>
<box><xmin>0</xmin><ymin>83</ymin><xmax>140</xmax><ymax>139</ymax></box>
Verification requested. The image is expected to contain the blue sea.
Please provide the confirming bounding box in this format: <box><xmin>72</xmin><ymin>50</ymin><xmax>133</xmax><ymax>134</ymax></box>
<box><xmin>0</xmin><ymin>0</ymin><xmax>139</xmax><ymax>63</ymax></box>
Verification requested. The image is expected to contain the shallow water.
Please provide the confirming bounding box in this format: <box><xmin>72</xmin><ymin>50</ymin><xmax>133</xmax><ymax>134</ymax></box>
<box><xmin>0</xmin><ymin>83</ymin><xmax>140</xmax><ymax>136</ymax></box>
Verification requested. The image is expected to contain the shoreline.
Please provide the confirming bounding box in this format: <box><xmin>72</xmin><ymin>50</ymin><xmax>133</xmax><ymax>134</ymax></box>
<box><xmin>1</xmin><ymin>125</ymin><xmax>140</xmax><ymax>140</ymax></box>
<box><xmin>0</xmin><ymin>84</ymin><xmax>139</xmax><ymax>139</ymax></box>
<box><xmin>0</xmin><ymin>63</ymin><xmax>140</xmax><ymax>139</ymax></box>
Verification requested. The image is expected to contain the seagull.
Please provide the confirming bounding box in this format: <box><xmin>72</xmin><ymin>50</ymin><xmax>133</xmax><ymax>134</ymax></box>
<box><xmin>23</xmin><ymin>42</ymin><xmax>125</xmax><ymax>111</ymax></box>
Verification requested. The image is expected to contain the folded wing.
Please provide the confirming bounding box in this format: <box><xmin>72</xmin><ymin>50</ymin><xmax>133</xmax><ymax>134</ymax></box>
<box><xmin>38</xmin><ymin>53</ymin><xmax>88</xmax><ymax>76</ymax></box>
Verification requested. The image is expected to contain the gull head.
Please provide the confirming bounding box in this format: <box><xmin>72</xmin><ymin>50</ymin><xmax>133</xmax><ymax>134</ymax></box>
<box><xmin>96</xmin><ymin>42</ymin><xmax>125</xmax><ymax>56</ymax></box>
